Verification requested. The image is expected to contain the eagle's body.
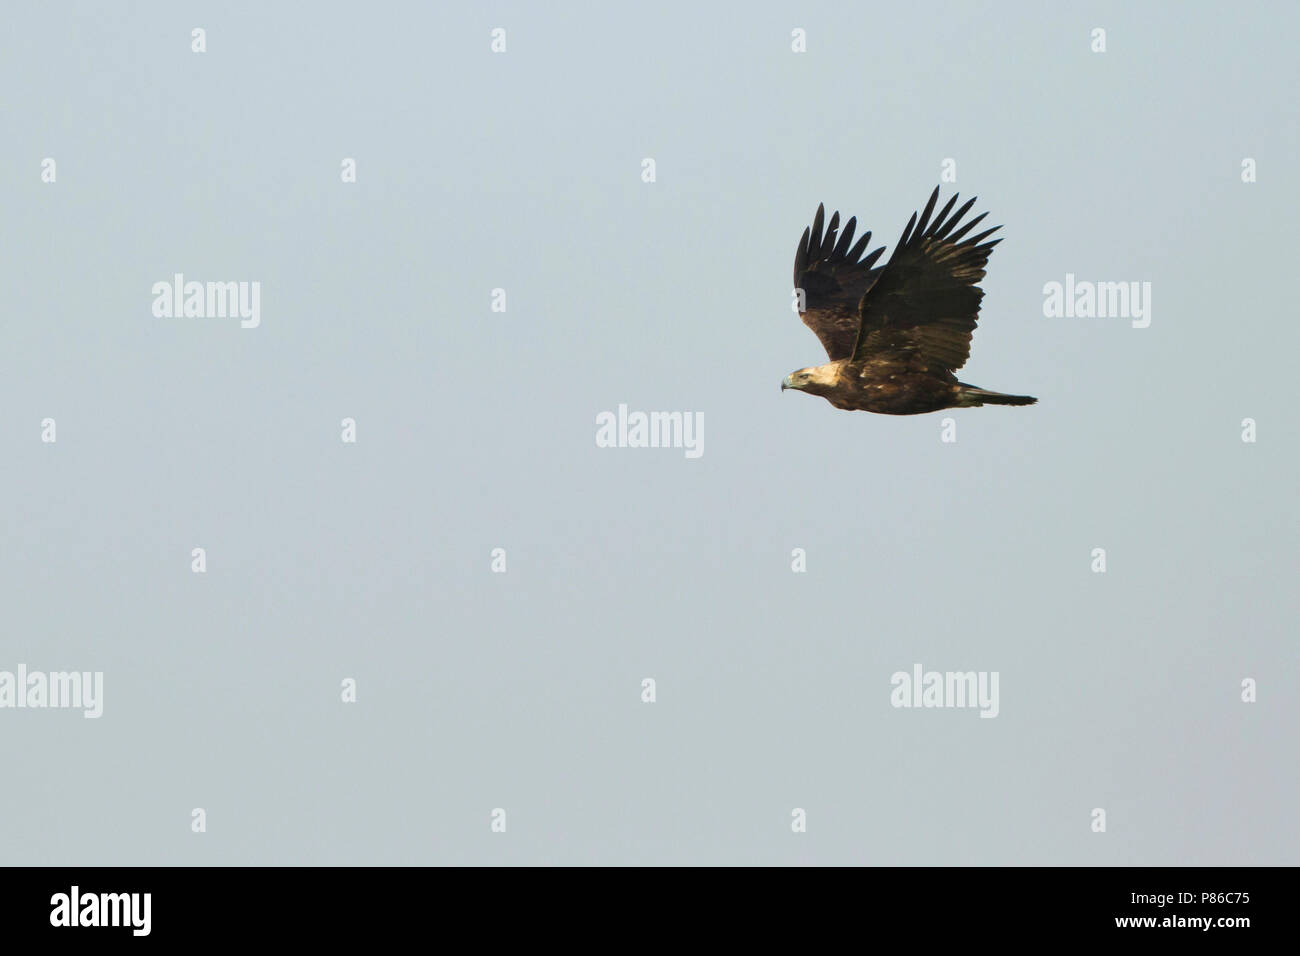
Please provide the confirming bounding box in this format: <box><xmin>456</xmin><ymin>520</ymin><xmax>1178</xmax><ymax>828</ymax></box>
<box><xmin>788</xmin><ymin>355</ymin><xmax>1006</xmax><ymax>415</ymax></box>
<box><xmin>782</xmin><ymin>186</ymin><xmax>1036</xmax><ymax>414</ymax></box>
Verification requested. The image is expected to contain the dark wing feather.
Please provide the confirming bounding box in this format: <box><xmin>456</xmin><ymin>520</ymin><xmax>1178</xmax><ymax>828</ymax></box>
<box><xmin>793</xmin><ymin>204</ymin><xmax>887</xmax><ymax>360</ymax></box>
<box><xmin>851</xmin><ymin>186</ymin><xmax>1002</xmax><ymax>372</ymax></box>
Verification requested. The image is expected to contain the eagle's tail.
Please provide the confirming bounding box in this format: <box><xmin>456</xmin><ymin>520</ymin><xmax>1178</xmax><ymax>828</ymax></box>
<box><xmin>956</xmin><ymin>384</ymin><xmax>1037</xmax><ymax>407</ymax></box>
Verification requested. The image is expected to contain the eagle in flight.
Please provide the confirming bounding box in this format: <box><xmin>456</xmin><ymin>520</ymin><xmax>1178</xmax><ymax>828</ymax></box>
<box><xmin>782</xmin><ymin>186</ymin><xmax>1036</xmax><ymax>414</ymax></box>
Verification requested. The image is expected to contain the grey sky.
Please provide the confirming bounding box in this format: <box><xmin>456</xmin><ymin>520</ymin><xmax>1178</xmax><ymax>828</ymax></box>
<box><xmin>1</xmin><ymin>1</ymin><xmax>1296</xmax><ymax>864</ymax></box>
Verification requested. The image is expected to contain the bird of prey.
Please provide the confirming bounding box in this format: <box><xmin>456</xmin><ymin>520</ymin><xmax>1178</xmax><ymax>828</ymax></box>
<box><xmin>782</xmin><ymin>186</ymin><xmax>1036</xmax><ymax>414</ymax></box>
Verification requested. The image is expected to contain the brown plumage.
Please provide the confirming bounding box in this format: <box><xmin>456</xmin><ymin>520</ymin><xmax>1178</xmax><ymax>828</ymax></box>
<box><xmin>782</xmin><ymin>186</ymin><xmax>1036</xmax><ymax>414</ymax></box>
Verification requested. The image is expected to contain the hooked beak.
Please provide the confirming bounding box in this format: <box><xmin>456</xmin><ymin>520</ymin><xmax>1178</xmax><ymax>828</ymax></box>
<box><xmin>781</xmin><ymin>374</ymin><xmax>794</xmax><ymax>392</ymax></box>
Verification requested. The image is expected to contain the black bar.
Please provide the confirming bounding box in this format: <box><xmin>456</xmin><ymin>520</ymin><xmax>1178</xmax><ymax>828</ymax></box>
<box><xmin>0</xmin><ymin>866</ymin><xmax>1280</xmax><ymax>942</ymax></box>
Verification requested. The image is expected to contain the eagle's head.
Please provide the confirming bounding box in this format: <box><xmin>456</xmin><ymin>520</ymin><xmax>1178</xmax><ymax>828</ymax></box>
<box><xmin>782</xmin><ymin>365</ymin><xmax>837</xmax><ymax>396</ymax></box>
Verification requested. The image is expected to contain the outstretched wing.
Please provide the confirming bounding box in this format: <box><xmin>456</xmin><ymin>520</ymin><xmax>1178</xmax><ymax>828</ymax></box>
<box><xmin>793</xmin><ymin>204</ymin><xmax>886</xmax><ymax>360</ymax></box>
<box><xmin>851</xmin><ymin>187</ymin><xmax>1002</xmax><ymax>372</ymax></box>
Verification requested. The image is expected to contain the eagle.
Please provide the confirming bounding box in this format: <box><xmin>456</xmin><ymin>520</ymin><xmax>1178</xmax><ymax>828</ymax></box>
<box><xmin>782</xmin><ymin>186</ymin><xmax>1036</xmax><ymax>414</ymax></box>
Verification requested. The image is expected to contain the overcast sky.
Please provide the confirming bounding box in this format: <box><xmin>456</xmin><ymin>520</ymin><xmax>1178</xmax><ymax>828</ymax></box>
<box><xmin>1</xmin><ymin>1</ymin><xmax>1296</xmax><ymax>864</ymax></box>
